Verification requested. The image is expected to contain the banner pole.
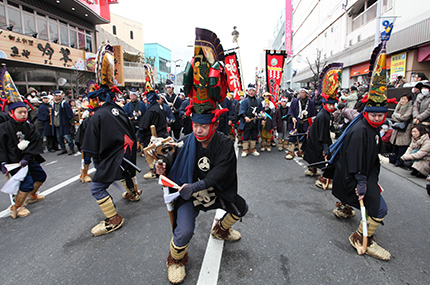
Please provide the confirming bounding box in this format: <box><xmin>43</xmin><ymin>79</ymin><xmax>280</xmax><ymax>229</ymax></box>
<box><xmin>234</xmin><ymin>38</ymin><xmax>245</xmax><ymax>92</ymax></box>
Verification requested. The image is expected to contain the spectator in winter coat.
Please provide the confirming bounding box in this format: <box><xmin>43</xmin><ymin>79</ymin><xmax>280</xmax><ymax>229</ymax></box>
<box><xmin>401</xmin><ymin>124</ymin><xmax>430</xmax><ymax>178</ymax></box>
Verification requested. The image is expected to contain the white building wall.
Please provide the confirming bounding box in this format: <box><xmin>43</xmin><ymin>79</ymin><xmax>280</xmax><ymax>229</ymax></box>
<box><xmin>288</xmin><ymin>0</ymin><xmax>430</xmax><ymax>87</ymax></box>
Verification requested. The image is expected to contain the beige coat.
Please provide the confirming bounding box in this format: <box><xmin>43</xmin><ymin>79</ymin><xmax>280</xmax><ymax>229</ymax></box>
<box><xmin>412</xmin><ymin>92</ymin><xmax>430</xmax><ymax>123</ymax></box>
<box><xmin>401</xmin><ymin>134</ymin><xmax>430</xmax><ymax>175</ymax></box>
<box><xmin>390</xmin><ymin>101</ymin><xmax>412</xmax><ymax>146</ymax></box>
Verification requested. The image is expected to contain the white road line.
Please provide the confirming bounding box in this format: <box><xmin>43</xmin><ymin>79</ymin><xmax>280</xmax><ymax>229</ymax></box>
<box><xmin>196</xmin><ymin>209</ymin><xmax>226</xmax><ymax>285</ymax></box>
<box><xmin>0</xmin><ymin>168</ymin><xmax>95</xmax><ymax>218</ymax></box>
<box><xmin>44</xmin><ymin>160</ymin><xmax>58</xmax><ymax>166</ymax></box>
<box><xmin>196</xmin><ymin>138</ymin><xmax>238</xmax><ymax>284</ymax></box>
<box><xmin>293</xmin><ymin>156</ymin><xmax>307</xmax><ymax>168</ymax></box>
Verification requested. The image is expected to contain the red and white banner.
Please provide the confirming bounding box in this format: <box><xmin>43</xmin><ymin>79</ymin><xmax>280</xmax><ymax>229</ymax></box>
<box><xmin>224</xmin><ymin>51</ymin><xmax>243</xmax><ymax>100</ymax></box>
<box><xmin>266</xmin><ymin>50</ymin><xmax>287</xmax><ymax>100</ymax></box>
<box><xmin>285</xmin><ymin>0</ymin><xmax>293</xmax><ymax>56</ymax></box>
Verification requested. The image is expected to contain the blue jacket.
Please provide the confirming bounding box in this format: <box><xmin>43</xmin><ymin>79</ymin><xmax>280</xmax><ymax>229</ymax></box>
<box><xmin>123</xmin><ymin>100</ymin><xmax>146</xmax><ymax>122</ymax></box>
<box><xmin>238</xmin><ymin>97</ymin><xmax>262</xmax><ymax>131</ymax></box>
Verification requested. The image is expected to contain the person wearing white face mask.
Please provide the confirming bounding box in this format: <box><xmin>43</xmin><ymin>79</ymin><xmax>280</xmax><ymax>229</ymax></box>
<box><xmin>412</xmin><ymin>82</ymin><xmax>430</xmax><ymax>131</ymax></box>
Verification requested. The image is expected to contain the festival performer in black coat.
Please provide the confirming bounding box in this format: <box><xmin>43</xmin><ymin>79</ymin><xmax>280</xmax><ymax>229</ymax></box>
<box><xmin>303</xmin><ymin>63</ymin><xmax>343</xmax><ymax>189</ymax></box>
<box><xmin>81</xmin><ymin>43</ymin><xmax>138</xmax><ymax>237</ymax></box>
<box><xmin>155</xmin><ymin>28</ymin><xmax>248</xmax><ymax>284</ymax></box>
<box><xmin>330</xmin><ymin>42</ymin><xmax>393</xmax><ymax>260</ymax></box>
<box><xmin>0</xmin><ymin>66</ymin><xmax>46</xmax><ymax>218</ymax></box>
<box><xmin>164</xmin><ymin>79</ymin><xmax>183</xmax><ymax>140</ymax></box>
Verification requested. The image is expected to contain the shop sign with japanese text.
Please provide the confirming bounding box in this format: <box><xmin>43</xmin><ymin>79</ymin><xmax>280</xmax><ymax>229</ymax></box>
<box><xmin>0</xmin><ymin>29</ymin><xmax>85</xmax><ymax>70</ymax></box>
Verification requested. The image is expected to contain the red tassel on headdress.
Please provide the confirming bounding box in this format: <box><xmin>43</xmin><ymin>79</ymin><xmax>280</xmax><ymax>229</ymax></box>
<box><xmin>387</xmin><ymin>97</ymin><xmax>398</xmax><ymax>104</ymax></box>
<box><xmin>111</xmin><ymin>85</ymin><xmax>122</xmax><ymax>94</ymax></box>
<box><xmin>211</xmin><ymin>108</ymin><xmax>228</xmax><ymax>123</ymax></box>
<box><xmin>94</xmin><ymin>84</ymin><xmax>100</xmax><ymax>90</ymax></box>
<box><xmin>23</xmin><ymin>99</ymin><xmax>34</xmax><ymax>110</ymax></box>
<box><xmin>361</xmin><ymin>95</ymin><xmax>369</xmax><ymax>103</ymax></box>
<box><xmin>185</xmin><ymin>103</ymin><xmax>193</xmax><ymax>117</ymax></box>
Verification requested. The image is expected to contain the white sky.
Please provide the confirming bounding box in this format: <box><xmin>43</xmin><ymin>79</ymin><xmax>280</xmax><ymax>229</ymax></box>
<box><xmin>109</xmin><ymin>0</ymin><xmax>285</xmax><ymax>85</ymax></box>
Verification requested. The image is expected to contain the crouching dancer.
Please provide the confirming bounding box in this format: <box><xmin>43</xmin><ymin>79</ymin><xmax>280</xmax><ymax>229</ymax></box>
<box><xmin>155</xmin><ymin>28</ymin><xmax>248</xmax><ymax>284</ymax></box>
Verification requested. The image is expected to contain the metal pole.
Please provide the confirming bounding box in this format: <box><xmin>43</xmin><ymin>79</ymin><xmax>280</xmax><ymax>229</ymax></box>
<box><xmin>234</xmin><ymin>36</ymin><xmax>246</xmax><ymax>89</ymax></box>
<box><xmin>374</xmin><ymin>0</ymin><xmax>382</xmax><ymax>47</ymax></box>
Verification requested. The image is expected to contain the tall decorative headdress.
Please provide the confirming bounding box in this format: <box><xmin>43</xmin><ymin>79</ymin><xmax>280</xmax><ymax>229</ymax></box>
<box><xmin>87</xmin><ymin>42</ymin><xmax>122</xmax><ymax>105</ymax></box>
<box><xmin>318</xmin><ymin>63</ymin><xmax>343</xmax><ymax>104</ymax></box>
<box><xmin>0</xmin><ymin>65</ymin><xmax>33</xmax><ymax>112</ymax></box>
<box><xmin>364</xmin><ymin>41</ymin><xmax>390</xmax><ymax>112</ymax></box>
<box><xmin>143</xmin><ymin>64</ymin><xmax>154</xmax><ymax>94</ymax></box>
<box><xmin>183</xmin><ymin>28</ymin><xmax>228</xmax><ymax>124</ymax></box>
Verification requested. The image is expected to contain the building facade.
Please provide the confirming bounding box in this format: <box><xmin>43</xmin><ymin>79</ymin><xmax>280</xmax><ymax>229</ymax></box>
<box><xmin>144</xmin><ymin>43</ymin><xmax>171</xmax><ymax>90</ymax></box>
<box><xmin>0</xmin><ymin>0</ymin><xmax>113</xmax><ymax>96</ymax></box>
<box><xmin>272</xmin><ymin>0</ymin><xmax>430</xmax><ymax>90</ymax></box>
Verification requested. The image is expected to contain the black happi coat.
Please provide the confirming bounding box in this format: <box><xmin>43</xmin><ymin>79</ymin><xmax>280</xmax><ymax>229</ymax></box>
<box><xmin>171</xmin><ymin>132</ymin><xmax>247</xmax><ymax>217</ymax></box>
<box><xmin>139</xmin><ymin>103</ymin><xmax>168</xmax><ymax>146</ymax></box>
<box><xmin>332</xmin><ymin>118</ymin><xmax>383</xmax><ymax>217</ymax></box>
<box><xmin>303</xmin><ymin>108</ymin><xmax>332</xmax><ymax>164</ymax></box>
<box><xmin>0</xmin><ymin>111</ymin><xmax>8</xmax><ymax>124</ymax></box>
<box><xmin>0</xmin><ymin>119</ymin><xmax>44</xmax><ymax>165</ymax></box>
<box><xmin>164</xmin><ymin>93</ymin><xmax>183</xmax><ymax>130</ymax></box>
<box><xmin>82</xmin><ymin>103</ymin><xmax>137</xmax><ymax>183</ymax></box>
<box><xmin>37</xmin><ymin>103</ymin><xmax>52</xmax><ymax>136</ymax></box>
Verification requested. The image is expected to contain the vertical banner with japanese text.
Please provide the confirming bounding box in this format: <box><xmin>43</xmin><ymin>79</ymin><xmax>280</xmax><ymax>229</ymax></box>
<box><xmin>224</xmin><ymin>50</ymin><xmax>243</xmax><ymax>100</ymax></box>
<box><xmin>113</xmin><ymin>45</ymin><xmax>124</xmax><ymax>87</ymax></box>
<box><xmin>285</xmin><ymin>0</ymin><xmax>292</xmax><ymax>56</ymax></box>
<box><xmin>266</xmin><ymin>50</ymin><xmax>286</xmax><ymax>100</ymax></box>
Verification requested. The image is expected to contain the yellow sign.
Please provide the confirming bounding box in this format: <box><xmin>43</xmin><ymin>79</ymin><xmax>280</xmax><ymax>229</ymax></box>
<box><xmin>113</xmin><ymin>45</ymin><xmax>124</xmax><ymax>87</ymax></box>
<box><xmin>390</xmin><ymin>52</ymin><xmax>407</xmax><ymax>81</ymax></box>
<box><xmin>0</xmin><ymin>29</ymin><xmax>86</xmax><ymax>70</ymax></box>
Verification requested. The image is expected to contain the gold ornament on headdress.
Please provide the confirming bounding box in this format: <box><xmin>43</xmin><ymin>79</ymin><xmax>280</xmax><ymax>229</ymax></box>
<box><xmin>367</xmin><ymin>41</ymin><xmax>388</xmax><ymax>107</ymax></box>
<box><xmin>95</xmin><ymin>42</ymin><xmax>115</xmax><ymax>89</ymax></box>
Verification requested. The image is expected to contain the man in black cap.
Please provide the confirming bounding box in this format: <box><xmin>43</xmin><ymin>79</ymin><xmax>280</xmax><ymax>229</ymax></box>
<box><xmin>138</xmin><ymin>91</ymin><xmax>169</xmax><ymax>179</ymax></box>
<box><xmin>238</xmin><ymin>84</ymin><xmax>262</xmax><ymax>157</ymax></box>
<box><xmin>50</xmin><ymin>90</ymin><xmax>75</xmax><ymax>155</ymax></box>
<box><xmin>164</xmin><ymin>79</ymin><xmax>183</xmax><ymax>140</ymax></box>
<box><xmin>285</xmin><ymin>88</ymin><xmax>316</xmax><ymax>159</ymax></box>
<box><xmin>123</xmin><ymin>88</ymin><xmax>146</xmax><ymax>132</ymax></box>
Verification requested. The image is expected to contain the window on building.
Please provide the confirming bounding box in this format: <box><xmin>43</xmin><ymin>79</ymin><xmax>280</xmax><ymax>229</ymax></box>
<box><xmin>21</xmin><ymin>5</ymin><xmax>33</xmax><ymax>13</ymax></box>
<box><xmin>130</xmin><ymin>30</ymin><xmax>133</xmax><ymax>39</ymax></box>
<box><xmin>23</xmin><ymin>12</ymin><xmax>36</xmax><ymax>36</ymax></box>
<box><xmin>86</xmin><ymin>34</ymin><xmax>92</xmax><ymax>51</ymax></box>
<box><xmin>7</xmin><ymin>1</ymin><xmax>19</xmax><ymax>8</ymax></box>
<box><xmin>7</xmin><ymin>7</ymin><xmax>22</xmax><ymax>33</ymax></box>
<box><xmin>112</xmin><ymin>25</ymin><xmax>116</xmax><ymax>35</ymax></box>
<box><xmin>69</xmin><ymin>29</ymin><xmax>77</xmax><ymax>48</ymax></box>
<box><xmin>78</xmin><ymin>29</ymin><xmax>85</xmax><ymax>50</ymax></box>
<box><xmin>36</xmin><ymin>16</ymin><xmax>48</xmax><ymax>40</ymax></box>
<box><xmin>0</xmin><ymin>5</ymin><xmax>7</xmax><ymax>28</ymax></box>
<box><xmin>60</xmin><ymin>24</ymin><xmax>68</xmax><ymax>46</ymax></box>
<box><xmin>49</xmin><ymin>21</ymin><xmax>58</xmax><ymax>43</ymax></box>
<box><xmin>159</xmin><ymin>57</ymin><xmax>169</xmax><ymax>73</ymax></box>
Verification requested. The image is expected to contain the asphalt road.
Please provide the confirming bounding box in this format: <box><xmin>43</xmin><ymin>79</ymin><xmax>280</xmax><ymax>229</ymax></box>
<box><xmin>0</xmin><ymin>144</ymin><xmax>429</xmax><ymax>285</ymax></box>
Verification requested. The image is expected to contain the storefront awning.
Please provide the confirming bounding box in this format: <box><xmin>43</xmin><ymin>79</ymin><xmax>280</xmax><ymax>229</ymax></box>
<box><xmin>418</xmin><ymin>43</ymin><xmax>430</xmax><ymax>62</ymax></box>
<box><xmin>350</xmin><ymin>57</ymin><xmax>391</xmax><ymax>77</ymax></box>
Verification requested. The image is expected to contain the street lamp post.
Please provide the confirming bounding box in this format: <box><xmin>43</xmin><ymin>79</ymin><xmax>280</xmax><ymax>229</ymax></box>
<box><xmin>166</xmin><ymin>59</ymin><xmax>182</xmax><ymax>92</ymax></box>
<box><xmin>232</xmin><ymin>26</ymin><xmax>245</xmax><ymax>89</ymax></box>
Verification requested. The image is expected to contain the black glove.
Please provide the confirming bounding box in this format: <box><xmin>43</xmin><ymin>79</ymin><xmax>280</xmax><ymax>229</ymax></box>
<box><xmin>322</xmin><ymin>143</ymin><xmax>330</xmax><ymax>157</ymax></box>
<box><xmin>180</xmin><ymin>180</ymin><xmax>206</xmax><ymax>200</ymax></box>
<box><xmin>19</xmin><ymin>159</ymin><xmax>28</xmax><ymax>167</ymax></box>
<box><xmin>1</xmin><ymin>162</ymin><xmax>7</xmax><ymax>174</ymax></box>
<box><xmin>337</xmin><ymin>103</ymin><xmax>346</xmax><ymax>110</ymax></box>
<box><xmin>354</xmin><ymin>173</ymin><xmax>367</xmax><ymax>197</ymax></box>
